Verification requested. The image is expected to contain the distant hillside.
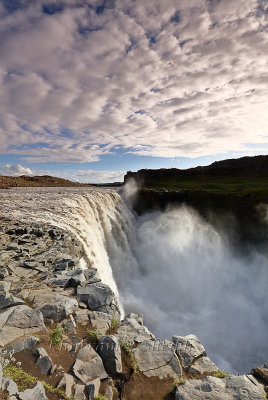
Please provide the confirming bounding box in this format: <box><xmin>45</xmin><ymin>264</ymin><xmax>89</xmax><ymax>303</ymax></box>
<box><xmin>125</xmin><ymin>155</ymin><xmax>268</xmax><ymax>182</ymax></box>
<box><xmin>0</xmin><ymin>175</ymin><xmax>91</xmax><ymax>189</ymax></box>
<box><xmin>124</xmin><ymin>156</ymin><xmax>268</xmax><ymax>246</ymax></box>
<box><xmin>124</xmin><ymin>155</ymin><xmax>268</xmax><ymax>203</ymax></box>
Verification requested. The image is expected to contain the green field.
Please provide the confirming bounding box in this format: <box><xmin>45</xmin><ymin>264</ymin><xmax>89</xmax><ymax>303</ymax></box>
<box><xmin>142</xmin><ymin>176</ymin><xmax>268</xmax><ymax>203</ymax></box>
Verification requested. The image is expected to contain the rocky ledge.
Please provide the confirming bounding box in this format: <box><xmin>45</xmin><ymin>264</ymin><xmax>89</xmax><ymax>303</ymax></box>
<box><xmin>0</xmin><ymin>218</ymin><xmax>267</xmax><ymax>400</ymax></box>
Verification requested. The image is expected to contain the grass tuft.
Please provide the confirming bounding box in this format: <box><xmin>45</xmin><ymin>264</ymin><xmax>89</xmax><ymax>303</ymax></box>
<box><xmin>87</xmin><ymin>329</ymin><xmax>102</xmax><ymax>343</ymax></box>
<box><xmin>50</xmin><ymin>323</ymin><xmax>65</xmax><ymax>346</ymax></box>
<box><xmin>2</xmin><ymin>365</ymin><xmax>72</xmax><ymax>399</ymax></box>
<box><xmin>213</xmin><ymin>370</ymin><xmax>231</xmax><ymax>379</ymax></box>
<box><xmin>172</xmin><ymin>378</ymin><xmax>186</xmax><ymax>392</ymax></box>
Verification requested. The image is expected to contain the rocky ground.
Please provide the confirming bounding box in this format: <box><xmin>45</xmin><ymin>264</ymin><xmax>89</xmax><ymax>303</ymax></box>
<box><xmin>0</xmin><ymin>218</ymin><xmax>267</xmax><ymax>400</ymax></box>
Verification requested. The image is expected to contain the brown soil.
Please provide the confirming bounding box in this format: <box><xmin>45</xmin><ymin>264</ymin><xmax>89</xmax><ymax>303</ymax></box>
<box><xmin>122</xmin><ymin>373</ymin><xmax>175</xmax><ymax>400</ymax></box>
<box><xmin>0</xmin><ymin>391</ymin><xmax>9</xmax><ymax>400</ymax></box>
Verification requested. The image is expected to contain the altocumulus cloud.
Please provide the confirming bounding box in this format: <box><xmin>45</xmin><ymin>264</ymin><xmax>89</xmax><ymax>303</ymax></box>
<box><xmin>0</xmin><ymin>0</ymin><xmax>267</xmax><ymax>162</ymax></box>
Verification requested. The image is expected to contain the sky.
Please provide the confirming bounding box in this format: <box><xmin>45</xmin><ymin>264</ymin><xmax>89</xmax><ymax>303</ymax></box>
<box><xmin>0</xmin><ymin>0</ymin><xmax>267</xmax><ymax>183</ymax></box>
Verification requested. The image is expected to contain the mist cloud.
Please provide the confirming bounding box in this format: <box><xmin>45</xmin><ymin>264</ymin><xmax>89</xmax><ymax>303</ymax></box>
<box><xmin>0</xmin><ymin>0</ymin><xmax>267</xmax><ymax>162</ymax></box>
<box><xmin>107</xmin><ymin>205</ymin><xmax>268</xmax><ymax>373</ymax></box>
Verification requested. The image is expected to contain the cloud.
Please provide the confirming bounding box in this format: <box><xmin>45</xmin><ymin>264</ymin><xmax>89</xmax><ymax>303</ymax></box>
<box><xmin>62</xmin><ymin>169</ymin><xmax>126</xmax><ymax>183</ymax></box>
<box><xmin>0</xmin><ymin>0</ymin><xmax>267</xmax><ymax>162</ymax></box>
<box><xmin>0</xmin><ymin>163</ymin><xmax>34</xmax><ymax>176</ymax></box>
<box><xmin>0</xmin><ymin>162</ymin><xmax>125</xmax><ymax>183</ymax></box>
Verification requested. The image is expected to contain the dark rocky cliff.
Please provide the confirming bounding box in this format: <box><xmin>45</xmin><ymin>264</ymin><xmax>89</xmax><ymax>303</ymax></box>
<box><xmin>124</xmin><ymin>155</ymin><xmax>268</xmax><ymax>184</ymax></box>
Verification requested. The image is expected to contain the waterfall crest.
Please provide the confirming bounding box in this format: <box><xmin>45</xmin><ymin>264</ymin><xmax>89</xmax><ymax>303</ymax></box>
<box><xmin>0</xmin><ymin>187</ymin><xmax>131</xmax><ymax>298</ymax></box>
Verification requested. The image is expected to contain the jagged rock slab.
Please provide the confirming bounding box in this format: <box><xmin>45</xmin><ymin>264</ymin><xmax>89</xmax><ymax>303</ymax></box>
<box><xmin>172</xmin><ymin>334</ymin><xmax>206</xmax><ymax>369</ymax></box>
<box><xmin>77</xmin><ymin>282</ymin><xmax>119</xmax><ymax>314</ymax></box>
<box><xmin>175</xmin><ymin>375</ymin><xmax>265</xmax><ymax>400</ymax></box>
<box><xmin>73</xmin><ymin>344</ymin><xmax>108</xmax><ymax>384</ymax></box>
<box><xmin>18</xmin><ymin>381</ymin><xmax>48</xmax><ymax>400</ymax></box>
<box><xmin>0</xmin><ymin>296</ymin><xmax>25</xmax><ymax>310</ymax></box>
<box><xmin>0</xmin><ymin>305</ymin><xmax>46</xmax><ymax>346</ymax></box>
<box><xmin>32</xmin><ymin>347</ymin><xmax>53</xmax><ymax>375</ymax></box>
<box><xmin>0</xmin><ymin>281</ymin><xmax>11</xmax><ymax>291</ymax></box>
<box><xmin>117</xmin><ymin>313</ymin><xmax>155</xmax><ymax>343</ymax></box>
<box><xmin>62</xmin><ymin>336</ymin><xmax>83</xmax><ymax>354</ymax></box>
<box><xmin>0</xmin><ymin>267</ymin><xmax>8</xmax><ymax>278</ymax></box>
<box><xmin>188</xmin><ymin>355</ymin><xmax>219</xmax><ymax>375</ymax></box>
<box><xmin>50</xmin><ymin>267</ymin><xmax>86</xmax><ymax>288</ymax></box>
<box><xmin>63</xmin><ymin>315</ymin><xmax>76</xmax><ymax>333</ymax></box>
<box><xmin>98</xmin><ymin>335</ymin><xmax>122</xmax><ymax>375</ymax></box>
<box><xmin>28</xmin><ymin>288</ymin><xmax>78</xmax><ymax>322</ymax></box>
<box><xmin>2</xmin><ymin>378</ymin><xmax>19</xmax><ymax>396</ymax></box>
<box><xmin>74</xmin><ymin>383</ymin><xmax>86</xmax><ymax>400</ymax></box>
<box><xmin>104</xmin><ymin>378</ymin><xmax>114</xmax><ymax>400</ymax></box>
<box><xmin>252</xmin><ymin>364</ymin><xmax>268</xmax><ymax>386</ymax></box>
<box><xmin>6</xmin><ymin>306</ymin><xmax>45</xmax><ymax>329</ymax></box>
<box><xmin>134</xmin><ymin>339</ymin><xmax>182</xmax><ymax>379</ymax></box>
<box><xmin>85</xmin><ymin>378</ymin><xmax>101</xmax><ymax>400</ymax></box>
<box><xmin>89</xmin><ymin>311</ymin><xmax>113</xmax><ymax>331</ymax></box>
<box><xmin>4</xmin><ymin>336</ymin><xmax>40</xmax><ymax>355</ymax></box>
<box><xmin>57</xmin><ymin>373</ymin><xmax>74</xmax><ymax>397</ymax></box>
<box><xmin>74</xmin><ymin>310</ymin><xmax>90</xmax><ymax>324</ymax></box>
<box><xmin>0</xmin><ymin>290</ymin><xmax>10</xmax><ymax>301</ymax></box>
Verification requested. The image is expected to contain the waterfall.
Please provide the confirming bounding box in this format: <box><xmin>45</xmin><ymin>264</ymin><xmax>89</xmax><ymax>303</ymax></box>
<box><xmin>0</xmin><ymin>186</ymin><xmax>267</xmax><ymax>374</ymax></box>
<box><xmin>0</xmin><ymin>187</ymin><xmax>130</xmax><ymax>299</ymax></box>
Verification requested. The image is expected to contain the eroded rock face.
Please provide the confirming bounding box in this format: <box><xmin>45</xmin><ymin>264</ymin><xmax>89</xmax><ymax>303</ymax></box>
<box><xmin>85</xmin><ymin>378</ymin><xmax>101</xmax><ymax>400</ymax></box>
<box><xmin>4</xmin><ymin>336</ymin><xmax>40</xmax><ymax>355</ymax></box>
<box><xmin>57</xmin><ymin>373</ymin><xmax>74</xmax><ymax>397</ymax></box>
<box><xmin>175</xmin><ymin>375</ymin><xmax>265</xmax><ymax>400</ymax></box>
<box><xmin>89</xmin><ymin>311</ymin><xmax>113</xmax><ymax>331</ymax></box>
<box><xmin>77</xmin><ymin>282</ymin><xmax>119</xmax><ymax>315</ymax></box>
<box><xmin>28</xmin><ymin>288</ymin><xmax>78</xmax><ymax>322</ymax></box>
<box><xmin>19</xmin><ymin>381</ymin><xmax>48</xmax><ymax>400</ymax></box>
<box><xmin>172</xmin><ymin>334</ymin><xmax>206</xmax><ymax>370</ymax></box>
<box><xmin>2</xmin><ymin>378</ymin><xmax>19</xmax><ymax>396</ymax></box>
<box><xmin>116</xmin><ymin>313</ymin><xmax>155</xmax><ymax>343</ymax></box>
<box><xmin>252</xmin><ymin>363</ymin><xmax>268</xmax><ymax>386</ymax></box>
<box><xmin>134</xmin><ymin>339</ymin><xmax>182</xmax><ymax>379</ymax></box>
<box><xmin>32</xmin><ymin>347</ymin><xmax>54</xmax><ymax>375</ymax></box>
<box><xmin>188</xmin><ymin>356</ymin><xmax>219</xmax><ymax>376</ymax></box>
<box><xmin>73</xmin><ymin>344</ymin><xmax>108</xmax><ymax>384</ymax></box>
<box><xmin>74</xmin><ymin>383</ymin><xmax>86</xmax><ymax>400</ymax></box>
<box><xmin>98</xmin><ymin>335</ymin><xmax>122</xmax><ymax>375</ymax></box>
<box><xmin>0</xmin><ymin>305</ymin><xmax>46</xmax><ymax>346</ymax></box>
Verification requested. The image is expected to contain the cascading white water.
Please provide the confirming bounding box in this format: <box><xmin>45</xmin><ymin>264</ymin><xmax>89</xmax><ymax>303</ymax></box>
<box><xmin>0</xmin><ymin>187</ymin><xmax>126</xmax><ymax>299</ymax></box>
<box><xmin>0</xmin><ymin>186</ymin><xmax>267</xmax><ymax>374</ymax></box>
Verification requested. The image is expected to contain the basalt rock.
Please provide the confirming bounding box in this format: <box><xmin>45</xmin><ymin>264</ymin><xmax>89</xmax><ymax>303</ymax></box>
<box><xmin>77</xmin><ymin>282</ymin><xmax>119</xmax><ymax>315</ymax></box>
<box><xmin>98</xmin><ymin>335</ymin><xmax>122</xmax><ymax>375</ymax></box>
<box><xmin>172</xmin><ymin>334</ymin><xmax>206</xmax><ymax>370</ymax></box>
<box><xmin>32</xmin><ymin>347</ymin><xmax>54</xmax><ymax>375</ymax></box>
<box><xmin>134</xmin><ymin>339</ymin><xmax>182</xmax><ymax>379</ymax></box>
<box><xmin>73</xmin><ymin>344</ymin><xmax>108</xmax><ymax>384</ymax></box>
<box><xmin>116</xmin><ymin>313</ymin><xmax>155</xmax><ymax>343</ymax></box>
<box><xmin>175</xmin><ymin>375</ymin><xmax>265</xmax><ymax>400</ymax></box>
